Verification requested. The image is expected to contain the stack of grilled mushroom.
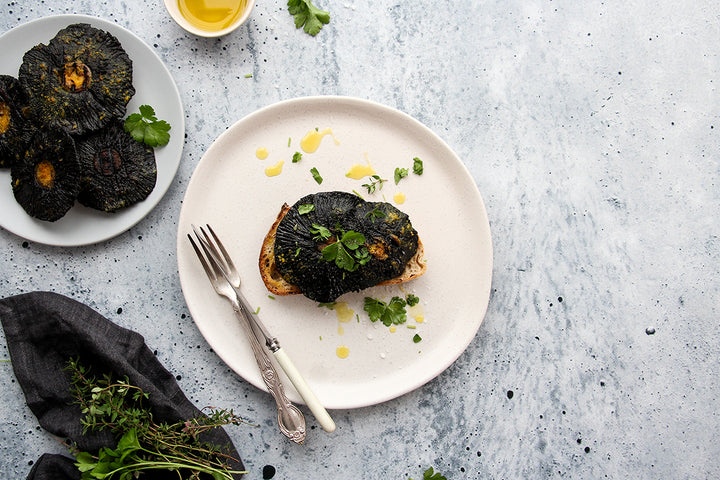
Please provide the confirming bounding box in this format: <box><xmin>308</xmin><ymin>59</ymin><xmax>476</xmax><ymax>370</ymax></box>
<box><xmin>0</xmin><ymin>23</ymin><xmax>157</xmax><ymax>222</ymax></box>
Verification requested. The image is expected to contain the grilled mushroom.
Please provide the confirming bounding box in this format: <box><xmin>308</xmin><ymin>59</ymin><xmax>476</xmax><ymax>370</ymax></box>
<box><xmin>11</xmin><ymin>129</ymin><xmax>80</xmax><ymax>222</ymax></box>
<box><xmin>0</xmin><ymin>75</ymin><xmax>34</xmax><ymax>168</ymax></box>
<box><xmin>18</xmin><ymin>23</ymin><xmax>135</xmax><ymax>136</ymax></box>
<box><xmin>76</xmin><ymin>119</ymin><xmax>156</xmax><ymax>212</ymax></box>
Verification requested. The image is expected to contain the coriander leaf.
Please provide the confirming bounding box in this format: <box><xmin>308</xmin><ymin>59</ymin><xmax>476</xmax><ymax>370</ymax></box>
<box><xmin>363</xmin><ymin>296</ymin><xmax>407</xmax><ymax>327</ymax></box>
<box><xmin>340</xmin><ymin>230</ymin><xmax>365</xmax><ymax>250</ymax></box>
<box><xmin>394</xmin><ymin>167</ymin><xmax>409</xmax><ymax>184</ymax></box>
<box><xmin>292</xmin><ymin>151</ymin><xmax>303</xmax><ymax>163</ymax></box>
<box><xmin>320</xmin><ymin>241</ymin><xmax>341</xmax><ymax>262</ymax></box>
<box><xmin>413</xmin><ymin>156</ymin><xmax>424</xmax><ymax>175</ymax></box>
<box><xmin>298</xmin><ymin>203</ymin><xmax>315</xmax><ymax>215</ymax></box>
<box><xmin>354</xmin><ymin>246</ymin><xmax>370</xmax><ymax>265</ymax></box>
<box><xmin>287</xmin><ymin>0</ymin><xmax>330</xmax><ymax>36</ymax></box>
<box><xmin>423</xmin><ymin>467</ymin><xmax>447</xmax><ymax>480</ymax></box>
<box><xmin>363</xmin><ymin>297</ymin><xmax>387</xmax><ymax>323</ymax></box>
<box><xmin>310</xmin><ymin>166</ymin><xmax>323</xmax><ymax>184</ymax></box>
<box><xmin>333</xmin><ymin>243</ymin><xmax>357</xmax><ymax>271</ymax></box>
<box><xmin>310</xmin><ymin>223</ymin><xmax>331</xmax><ymax>240</ymax></box>
<box><xmin>124</xmin><ymin>104</ymin><xmax>171</xmax><ymax>147</ymax></box>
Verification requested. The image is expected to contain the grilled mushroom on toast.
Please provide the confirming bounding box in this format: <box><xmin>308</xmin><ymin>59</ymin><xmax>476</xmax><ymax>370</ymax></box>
<box><xmin>260</xmin><ymin>191</ymin><xmax>426</xmax><ymax>303</ymax></box>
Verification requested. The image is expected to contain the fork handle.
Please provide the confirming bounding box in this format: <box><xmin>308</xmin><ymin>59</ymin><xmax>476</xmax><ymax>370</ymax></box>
<box><xmin>233</xmin><ymin>306</ymin><xmax>307</xmax><ymax>444</ymax></box>
<box><xmin>273</xmin><ymin>348</ymin><xmax>336</xmax><ymax>433</ymax></box>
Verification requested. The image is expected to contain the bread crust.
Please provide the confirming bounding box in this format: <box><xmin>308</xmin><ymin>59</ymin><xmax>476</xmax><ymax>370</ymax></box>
<box><xmin>258</xmin><ymin>201</ymin><xmax>426</xmax><ymax>297</ymax></box>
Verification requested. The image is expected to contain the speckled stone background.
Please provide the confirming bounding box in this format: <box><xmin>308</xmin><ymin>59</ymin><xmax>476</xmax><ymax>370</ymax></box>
<box><xmin>1</xmin><ymin>1</ymin><xmax>719</xmax><ymax>479</ymax></box>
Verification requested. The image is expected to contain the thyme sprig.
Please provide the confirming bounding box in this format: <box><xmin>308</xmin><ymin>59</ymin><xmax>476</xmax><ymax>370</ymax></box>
<box><xmin>64</xmin><ymin>358</ymin><xmax>248</xmax><ymax>480</ymax></box>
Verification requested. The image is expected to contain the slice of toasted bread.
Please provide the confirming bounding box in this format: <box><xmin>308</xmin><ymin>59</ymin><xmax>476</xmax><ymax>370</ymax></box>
<box><xmin>258</xmin><ymin>202</ymin><xmax>426</xmax><ymax>297</ymax></box>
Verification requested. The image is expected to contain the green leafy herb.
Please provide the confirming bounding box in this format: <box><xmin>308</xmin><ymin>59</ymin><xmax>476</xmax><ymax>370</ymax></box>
<box><xmin>394</xmin><ymin>167</ymin><xmax>409</xmax><ymax>184</ymax></box>
<box><xmin>310</xmin><ymin>166</ymin><xmax>323</xmax><ymax>184</ymax></box>
<box><xmin>320</xmin><ymin>229</ymin><xmax>369</xmax><ymax>272</ymax></box>
<box><xmin>124</xmin><ymin>105</ymin><xmax>171</xmax><ymax>147</ymax></box>
<box><xmin>363</xmin><ymin>296</ymin><xmax>408</xmax><ymax>327</ymax></box>
<box><xmin>362</xmin><ymin>174</ymin><xmax>387</xmax><ymax>194</ymax></box>
<box><xmin>365</xmin><ymin>206</ymin><xmax>386</xmax><ymax>222</ymax></box>
<box><xmin>310</xmin><ymin>223</ymin><xmax>332</xmax><ymax>241</ymax></box>
<box><xmin>317</xmin><ymin>302</ymin><xmax>337</xmax><ymax>310</ymax></box>
<box><xmin>298</xmin><ymin>203</ymin><xmax>315</xmax><ymax>215</ymax></box>
<box><xmin>406</xmin><ymin>294</ymin><xmax>420</xmax><ymax>306</ymax></box>
<box><xmin>64</xmin><ymin>358</ymin><xmax>247</xmax><ymax>480</ymax></box>
<box><xmin>287</xmin><ymin>0</ymin><xmax>330</xmax><ymax>36</ymax></box>
<box><xmin>413</xmin><ymin>156</ymin><xmax>424</xmax><ymax>175</ymax></box>
<box><xmin>292</xmin><ymin>151</ymin><xmax>303</xmax><ymax>163</ymax></box>
<box><xmin>409</xmin><ymin>467</ymin><xmax>447</xmax><ymax>480</ymax></box>
<box><xmin>413</xmin><ymin>333</ymin><xmax>422</xmax><ymax>343</ymax></box>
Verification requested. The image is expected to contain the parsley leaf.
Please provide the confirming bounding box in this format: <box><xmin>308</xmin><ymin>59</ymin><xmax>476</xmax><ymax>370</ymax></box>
<box><xmin>363</xmin><ymin>296</ymin><xmax>408</xmax><ymax>327</ymax></box>
<box><xmin>310</xmin><ymin>223</ymin><xmax>332</xmax><ymax>241</ymax></box>
<box><xmin>292</xmin><ymin>151</ymin><xmax>303</xmax><ymax>163</ymax></box>
<box><xmin>310</xmin><ymin>167</ymin><xmax>323</xmax><ymax>184</ymax></box>
<box><xmin>298</xmin><ymin>203</ymin><xmax>315</xmax><ymax>215</ymax></box>
<box><xmin>394</xmin><ymin>167</ymin><xmax>409</xmax><ymax>184</ymax></box>
<box><xmin>287</xmin><ymin>0</ymin><xmax>330</xmax><ymax>36</ymax></box>
<box><xmin>413</xmin><ymin>156</ymin><xmax>424</xmax><ymax>175</ymax></box>
<box><xmin>406</xmin><ymin>294</ymin><xmax>420</xmax><ymax>306</ymax></box>
<box><xmin>318</xmin><ymin>228</ymin><xmax>368</xmax><ymax>272</ymax></box>
<box><xmin>124</xmin><ymin>104</ymin><xmax>171</xmax><ymax>147</ymax></box>
<box><xmin>413</xmin><ymin>333</ymin><xmax>422</xmax><ymax>343</ymax></box>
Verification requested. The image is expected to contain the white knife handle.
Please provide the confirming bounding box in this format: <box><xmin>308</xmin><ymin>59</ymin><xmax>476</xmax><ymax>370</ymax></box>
<box><xmin>273</xmin><ymin>348</ymin><xmax>336</xmax><ymax>433</ymax></box>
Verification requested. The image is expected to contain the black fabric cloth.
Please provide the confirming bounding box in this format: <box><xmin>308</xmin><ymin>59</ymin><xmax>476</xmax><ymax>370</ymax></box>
<box><xmin>0</xmin><ymin>291</ymin><xmax>244</xmax><ymax>480</ymax></box>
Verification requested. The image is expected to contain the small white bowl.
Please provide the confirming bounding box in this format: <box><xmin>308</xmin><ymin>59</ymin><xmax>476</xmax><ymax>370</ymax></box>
<box><xmin>163</xmin><ymin>0</ymin><xmax>255</xmax><ymax>38</ymax></box>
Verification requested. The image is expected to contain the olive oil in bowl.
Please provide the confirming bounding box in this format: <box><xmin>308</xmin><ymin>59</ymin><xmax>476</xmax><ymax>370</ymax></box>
<box><xmin>178</xmin><ymin>0</ymin><xmax>248</xmax><ymax>32</ymax></box>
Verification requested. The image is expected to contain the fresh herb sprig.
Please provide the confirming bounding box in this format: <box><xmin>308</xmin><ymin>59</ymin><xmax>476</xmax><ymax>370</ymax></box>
<box><xmin>364</xmin><ymin>296</ymin><xmax>408</xmax><ymax>327</ymax></box>
<box><xmin>64</xmin><ymin>358</ymin><xmax>247</xmax><ymax>480</ymax></box>
<box><xmin>362</xmin><ymin>174</ymin><xmax>387</xmax><ymax>194</ymax></box>
<box><xmin>124</xmin><ymin>104</ymin><xmax>171</xmax><ymax>147</ymax></box>
<box><xmin>314</xmin><ymin>225</ymin><xmax>370</xmax><ymax>272</ymax></box>
<box><xmin>287</xmin><ymin>0</ymin><xmax>330</xmax><ymax>36</ymax></box>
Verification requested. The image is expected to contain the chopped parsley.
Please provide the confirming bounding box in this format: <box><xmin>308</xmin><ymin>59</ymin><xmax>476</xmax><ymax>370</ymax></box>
<box><xmin>298</xmin><ymin>203</ymin><xmax>315</xmax><ymax>215</ymax></box>
<box><xmin>310</xmin><ymin>167</ymin><xmax>323</xmax><ymax>184</ymax></box>
<box><xmin>406</xmin><ymin>294</ymin><xmax>420</xmax><ymax>306</ymax></box>
<box><xmin>413</xmin><ymin>333</ymin><xmax>422</xmax><ymax>343</ymax></box>
<box><xmin>310</xmin><ymin>223</ymin><xmax>332</xmax><ymax>241</ymax></box>
<box><xmin>413</xmin><ymin>156</ymin><xmax>424</xmax><ymax>175</ymax></box>
<box><xmin>394</xmin><ymin>167</ymin><xmax>409</xmax><ymax>184</ymax></box>
<box><xmin>292</xmin><ymin>151</ymin><xmax>303</xmax><ymax>163</ymax></box>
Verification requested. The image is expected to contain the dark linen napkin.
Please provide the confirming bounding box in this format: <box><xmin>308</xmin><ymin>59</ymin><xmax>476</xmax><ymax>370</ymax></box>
<box><xmin>0</xmin><ymin>291</ymin><xmax>244</xmax><ymax>480</ymax></box>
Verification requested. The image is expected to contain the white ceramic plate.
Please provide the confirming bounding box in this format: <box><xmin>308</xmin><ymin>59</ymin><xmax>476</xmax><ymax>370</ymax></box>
<box><xmin>0</xmin><ymin>15</ymin><xmax>184</xmax><ymax>246</ymax></box>
<box><xmin>177</xmin><ymin>96</ymin><xmax>492</xmax><ymax>409</ymax></box>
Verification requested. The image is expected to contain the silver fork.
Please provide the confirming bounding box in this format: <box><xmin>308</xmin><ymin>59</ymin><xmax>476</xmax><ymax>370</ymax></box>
<box><xmin>188</xmin><ymin>224</ymin><xmax>335</xmax><ymax>441</ymax></box>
